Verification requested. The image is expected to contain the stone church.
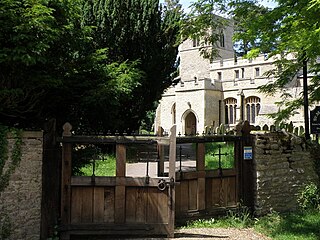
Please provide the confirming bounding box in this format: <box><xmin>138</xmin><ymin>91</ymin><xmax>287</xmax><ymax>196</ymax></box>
<box><xmin>154</xmin><ymin>25</ymin><xmax>305</xmax><ymax>135</ymax></box>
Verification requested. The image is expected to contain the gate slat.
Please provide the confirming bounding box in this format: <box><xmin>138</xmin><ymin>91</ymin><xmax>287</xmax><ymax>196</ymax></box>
<box><xmin>188</xmin><ymin>180</ymin><xmax>197</xmax><ymax>210</ymax></box>
<box><xmin>136</xmin><ymin>187</ymin><xmax>147</xmax><ymax>223</ymax></box>
<box><xmin>71</xmin><ymin>187</ymin><xmax>82</xmax><ymax>224</ymax></box>
<box><xmin>81</xmin><ymin>187</ymin><xmax>93</xmax><ymax>223</ymax></box>
<box><xmin>126</xmin><ymin>187</ymin><xmax>137</xmax><ymax>223</ymax></box>
<box><xmin>147</xmin><ymin>188</ymin><xmax>159</xmax><ymax>223</ymax></box>
<box><xmin>93</xmin><ymin>187</ymin><xmax>104</xmax><ymax>222</ymax></box>
<box><xmin>158</xmin><ymin>191</ymin><xmax>168</xmax><ymax>223</ymax></box>
<box><xmin>104</xmin><ymin>187</ymin><xmax>115</xmax><ymax>223</ymax></box>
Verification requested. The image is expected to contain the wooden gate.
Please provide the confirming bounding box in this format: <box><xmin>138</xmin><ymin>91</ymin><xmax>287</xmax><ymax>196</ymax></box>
<box><xmin>174</xmin><ymin>123</ymin><xmax>254</xmax><ymax>222</ymax></box>
<box><xmin>59</xmin><ymin>124</ymin><xmax>176</xmax><ymax>239</ymax></box>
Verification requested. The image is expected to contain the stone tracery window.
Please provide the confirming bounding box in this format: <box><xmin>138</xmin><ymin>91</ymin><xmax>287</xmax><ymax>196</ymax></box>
<box><xmin>245</xmin><ymin>96</ymin><xmax>260</xmax><ymax>124</ymax></box>
<box><xmin>224</xmin><ymin>98</ymin><xmax>237</xmax><ymax>124</ymax></box>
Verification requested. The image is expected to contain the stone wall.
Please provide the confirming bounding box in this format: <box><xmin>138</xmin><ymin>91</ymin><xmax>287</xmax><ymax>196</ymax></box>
<box><xmin>253</xmin><ymin>132</ymin><xmax>318</xmax><ymax>215</ymax></box>
<box><xmin>0</xmin><ymin>131</ymin><xmax>43</xmax><ymax>240</ymax></box>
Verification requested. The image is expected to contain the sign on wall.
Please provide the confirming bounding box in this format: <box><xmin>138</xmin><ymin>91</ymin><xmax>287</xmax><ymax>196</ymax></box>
<box><xmin>310</xmin><ymin>106</ymin><xmax>320</xmax><ymax>134</ymax></box>
<box><xmin>244</xmin><ymin>146</ymin><xmax>253</xmax><ymax>160</ymax></box>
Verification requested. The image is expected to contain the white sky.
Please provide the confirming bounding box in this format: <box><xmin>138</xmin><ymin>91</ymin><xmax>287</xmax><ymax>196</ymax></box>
<box><xmin>178</xmin><ymin>0</ymin><xmax>278</xmax><ymax>10</ymax></box>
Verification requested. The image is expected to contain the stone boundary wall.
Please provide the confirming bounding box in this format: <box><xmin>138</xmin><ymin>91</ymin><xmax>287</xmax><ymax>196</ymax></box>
<box><xmin>0</xmin><ymin>131</ymin><xmax>43</xmax><ymax>240</ymax></box>
<box><xmin>253</xmin><ymin>132</ymin><xmax>318</xmax><ymax>215</ymax></box>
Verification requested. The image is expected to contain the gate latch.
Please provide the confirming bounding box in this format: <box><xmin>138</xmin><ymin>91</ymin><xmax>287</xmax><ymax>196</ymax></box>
<box><xmin>157</xmin><ymin>178</ymin><xmax>174</xmax><ymax>191</ymax></box>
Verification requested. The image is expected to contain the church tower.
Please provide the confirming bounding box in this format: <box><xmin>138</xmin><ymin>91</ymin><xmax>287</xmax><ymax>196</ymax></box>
<box><xmin>155</xmin><ymin>22</ymin><xmax>234</xmax><ymax>135</ymax></box>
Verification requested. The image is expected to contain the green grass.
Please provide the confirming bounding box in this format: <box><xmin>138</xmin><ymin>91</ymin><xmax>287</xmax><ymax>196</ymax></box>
<box><xmin>182</xmin><ymin>209</ymin><xmax>320</xmax><ymax>240</ymax></box>
<box><xmin>205</xmin><ymin>142</ymin><xmax>234</xmax><ymax>170</ymax></box>
<box><xmin>255</xmin><ymin>210</ymin><xmax>320</xmax><ymax>240</ymax></box>
<box><xmin>80</xmin><ymin>155</ymin><xmax>116</xmax><ymax>176</ymax></box>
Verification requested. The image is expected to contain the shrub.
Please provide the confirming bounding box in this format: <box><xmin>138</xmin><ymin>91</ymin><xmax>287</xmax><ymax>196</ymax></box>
<box><xmin>297</xmin><ymin>182</ymin><xmax>320</xmax><ymax>211</ymax></box>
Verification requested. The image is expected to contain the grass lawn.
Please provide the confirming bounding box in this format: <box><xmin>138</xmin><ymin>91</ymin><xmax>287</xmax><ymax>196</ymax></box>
<box><xmin>205</xmin><ymin>142</ymin><xmax>234</xmax><ymax>170</ymax></box>
<box><xmin>183</xmin><ymin>210</ymin><xmax>320</xmax><ymax>240</ymax></box>
<box><xmin>255</xmin><ymin>210</ymin><xmax>320</xmax><ymax>240</ymax></box>
<box><xmin>80</xmin><ymin>155</ymin><xmax>116</xmax><ymax>176</ymax></box>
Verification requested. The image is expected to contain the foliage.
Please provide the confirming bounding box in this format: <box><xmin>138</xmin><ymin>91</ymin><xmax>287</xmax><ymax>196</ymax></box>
<box><xmin>71</xmin><ymin>145</ymin><xmax>96</xmax><ymax>176</ymax></box>
<box><xmin>230</xmin><ymin>0</ymin><xmax>320</xmax><ymax>123</ymax></box>
<box><xmin>205</xmin><ymin>142</ymin><xmax>234</xmax><ymax>169</ymax></box>
<box><xmin>79</xmin><ymin>0</ymin><xmax>182</xmax><ymax>132</ymax></box>
<box><xmin>183</xmin><ymin>209</ymin><xmax>320</xmax><ymax>240</ymax></box>
<box><xmin>184</xmin><ymin>205</ymin><xmax>252</xmax><ymax>229</ymax></box>
<box><xmin>229</xmin><ymin>0</ymin><xmax>269</xmax><ymax>56</ymax></box>
<box><xmin>0</xmin><ymin>0</ymin><xmax>181</xmax><ymax>133</ymax></box>
<box><xmin>297</xmin><ymin>183</ymin><xmax>320</xmax><ymax>211</ymax></box>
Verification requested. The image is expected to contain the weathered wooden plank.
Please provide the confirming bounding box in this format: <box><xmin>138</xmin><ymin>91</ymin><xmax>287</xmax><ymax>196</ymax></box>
<box><xmin>180</xmin><ymin>180</ymin><xmax>189</xmax><ymax>212</ymax></box>
<box><xmin>205</xmin><ymin>178</ymin><xmax>212</xmax><ymax>208</ymax></box>
<box><xmin>188</xmin><ymin>180</ymin><xmax>198</xmax><ymax>210</ymax></box>
<box><xmin>70</xmin><ymin>187</ymin><xmax>82</xmax><ymax>224</ymax></box>
<box><xmin>125</xmin><ymin>187</ymin><xmax>137</xmax><ymax>223</ymax></box>
<box><xmin>205</xmin><ymin>169</ymin><xmax>236</xmax><ymax>178</ymax></box>
<box><xmin>81</xmin><ymin>187</ymin><xmax>93</xmax><ymax>223</ymax></box>
<box><xmin>147</xmin><ymin>188</ymin><xmax>159</xmax><ymax>223</ymax></box>
<box><xmin>175</xmin><ymin>183</ymin><xmax>181</xmax><ymax>215</ymax></box>
<box><xmin>158</xmin><ymin>190</ymin><xmax>169</xmax><ymax>223</ymax></box>
<box><xmin>104</xmin><ymin>187</ymin><xmax>115</xmax><ymax>223</ymax></box>
<box><xmin>116</xmin><ymin>144</ymin><xmax>126</xmax><ymax>177</ymax></box>
<box><xmin>197</xmin><ymin>177</ymin><xmax>206</xmax><ymax>210</ymax></box>
<box><xmin>61</xmin><ymin>223</ymin><xmax>171</xmax><ymax>236</ymax></box>
<box><xmin>72</xmin><ymin>176</ymin><xmax>170</xmax><ymax>187</ymax></box>
<box><xmin>220</xmin><ymin>178</ymin><xmax>227</xmax><ymax>207</ymax></box>
<box><xmin>93</xmin><ymin>187</ymin><xmax>105</xmax><ymax>223</ymax></box>
<box><xmin>197</xmin><ymin>143</ymin><xmax>205</xmax><ymax>171</ymax></box>
<box><xmin>61</xmin><ymin>141</ymin><xmax>72</xmax><ymax>225</ymax></box>
<box><xmin>212</xmin><ymin>178</ymin><xmax>221</xmax><ymax>207</ymax></box>
<box><xmin>114</xmin><ymin>186</ymin><xmax>126</xmax><ymax>223</ymax></box>
<box><xmin>135</xmin><ymin>187</ymin><xmax>147</xmax><ymax>223</ymax></box>
<box><xmin>227</xmin><ymin>177</ymin><xmax>236</xmax><ymax>206</ymax></box>
<box><xmin>168</xmin><ymin>125</ymin><xmax>176</xmax><ymax>238</ymax></box>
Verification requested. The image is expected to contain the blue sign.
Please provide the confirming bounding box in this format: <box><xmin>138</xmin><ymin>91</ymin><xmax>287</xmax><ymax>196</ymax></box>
<box><xmin>244</xmin><ymin>146</ymin><xmax>252</xmax><ymax>160</ymax></box>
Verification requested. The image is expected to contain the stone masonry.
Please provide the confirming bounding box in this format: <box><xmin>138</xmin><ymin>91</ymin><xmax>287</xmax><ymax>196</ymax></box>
<box><xmin>0</xmin><ymin>131</ymin><xmax>43</xmax><ymax>240</ymax></box>
<box><xmin>253</xmin><ymin>132</ymin><xmax>318</xmax><ymax>215</ymax></box>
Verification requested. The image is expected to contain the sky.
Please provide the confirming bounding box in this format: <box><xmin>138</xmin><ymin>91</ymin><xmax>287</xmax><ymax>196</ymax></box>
<box><xmin>178</xmin><ymin>0</ymin><xmax>278</xmax><ymax>10</ymax></box>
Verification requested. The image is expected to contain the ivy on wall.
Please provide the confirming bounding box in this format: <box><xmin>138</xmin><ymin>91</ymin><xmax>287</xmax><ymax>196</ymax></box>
<box><xmin>0</xmin><ymin>125</ymin><xmax>22</xmax><ymax>238</ymax></box>
<box><xmin>0</xmin><ymin>125</ymin><xmax>23</xmax><ymax>193</ymax></box>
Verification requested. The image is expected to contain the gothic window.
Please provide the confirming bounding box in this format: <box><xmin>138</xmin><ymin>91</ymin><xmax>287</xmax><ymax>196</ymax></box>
<box><xmin>245</xmin><ymin>96</ymin><xmax>261</xmax><ymax>124</ymax></box>
<box><xmin>235</xmin><ymin>70</ymin><xmax>239</xmax><ymax>79</ymax></box>
<box><xmin>171</xmin><ymin>103</ymin><xmax>176</xmax><ymax>124</ymax></box>
<box><xmin>224</xmin><ymin>98</ymin><xmax>237</xmax><ymax>124</ymax></box>
<box><xmin>217</xmin><ymin>72</ymin><xmax>222</xmax><ymax>81</ymax></box>
<box><xmin>255</xmin><ymin>67</ymin><xmax>260</xmax><ymax>77</ymax></box>
<box><xmin>219</xmin><ymin>30</ymin><xmax>225</xmax><ymax>48</ymax></box>
<box><xmin>241</xmin><ymin>68</ymin><xmax>245</xmax><ymax>78</ymax></box>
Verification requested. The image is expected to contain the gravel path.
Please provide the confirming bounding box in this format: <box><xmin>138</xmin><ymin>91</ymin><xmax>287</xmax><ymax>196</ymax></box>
<box><xmin>173</xmin><ymin>228</ymin><xmax>271</xmax><ymax>240</ymax></box>
<box><xmin>115</xmin><ymin>228</ymin><xmax>271</xmax><ymax>240</ymax></box>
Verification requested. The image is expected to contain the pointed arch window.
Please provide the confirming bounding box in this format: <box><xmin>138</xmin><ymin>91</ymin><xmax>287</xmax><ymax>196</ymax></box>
<box><xmin>171</xmin><ymin>103</ymin><xmax>176</xmax><ymax>124</ymax></box>
<box><xmin>245</xmin><ymin>96</ymin><xmax>261</xmax><ymax>124</ymax></box>
<box><xmin>224</xmin><ymin>98</ymin><xmax>237</xmax><ymax>124</ymax></box>
<box><xmin>219</xmin><ymin>30</ymin><xmax>225</xmax><ymax>48</ymax></box>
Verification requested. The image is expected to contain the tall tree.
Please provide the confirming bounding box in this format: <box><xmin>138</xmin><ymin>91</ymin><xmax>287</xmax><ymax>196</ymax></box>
<box><xmin>229</xmin><ymin>0</ymin><xmax>269</xmax><ymax>56</ymax></box>
<box><xmin>231</xmin><ymin>0</ymin><xmax>320</xmax><ymax>124</ymax></box>
<box><xmin>81</xmin><ymin>0</ymin><xmax>182</xmax><ymax>131</ymax></box>
<box><xmin>0</xmin><ymin>0</ymin><xmax>181</xmax><ymax>133</ymax></box>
